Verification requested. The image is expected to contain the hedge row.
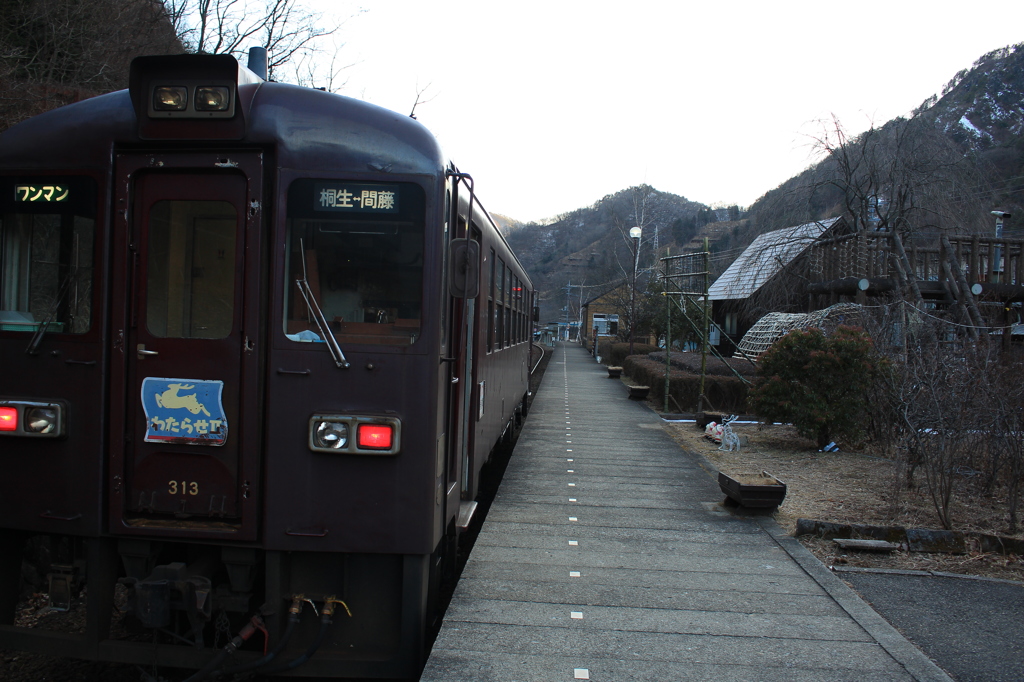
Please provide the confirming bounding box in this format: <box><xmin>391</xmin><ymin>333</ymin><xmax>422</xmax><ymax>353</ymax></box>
<box><xmin>646</xmin><ymin>350</ymin><xmax>756</xmax><ymax>378</ymax></box>
<box><xmin>597</xmin><ymin>341</ymin><xmax>660</xmax><ymax>366</ymax></box>
<box><xmin>623</xmin><ymin>355</ymin><xmax>749</xmax><ymax>413</ymax></box>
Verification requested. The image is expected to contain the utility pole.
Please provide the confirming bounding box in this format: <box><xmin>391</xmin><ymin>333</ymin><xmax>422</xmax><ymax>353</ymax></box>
<box><xmin>565</xmin><ymin>281</ymin><xmax>571</xmax><ymax>341</ymax></box>
<box><xmin>664</xmin><ymin>252</ymin><xmax>671</xmax><ymax>413</ymax></box>
<box><xmin>699</xmin><ymin>237</ymin><xmax>710</xmax><ymax>414</ymax></box>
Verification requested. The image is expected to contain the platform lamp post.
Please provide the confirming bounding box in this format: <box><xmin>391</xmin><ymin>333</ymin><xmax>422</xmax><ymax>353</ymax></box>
<box><xmin>992</xmin><ymin>211</ymin><xmax>1010</xmax><ymax>283</ymax></box>
<box><xmin>629</xmin><ymin>226</ymin><xmax>642</xmax><ymax>356</ymax></box>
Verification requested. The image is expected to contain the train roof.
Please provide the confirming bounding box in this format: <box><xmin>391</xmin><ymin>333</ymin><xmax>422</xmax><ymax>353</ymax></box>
<box><xmin>0</xmin><ymin>56</ymin><xmax>444</xmax><ymax>177</ymax></box>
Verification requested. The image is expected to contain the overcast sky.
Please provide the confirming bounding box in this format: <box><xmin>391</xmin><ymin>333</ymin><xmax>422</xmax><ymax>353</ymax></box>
<box><xmin>307</xmin><ymin>0</ymin><xmax>1024</xmax><ymax>223</ymax></box>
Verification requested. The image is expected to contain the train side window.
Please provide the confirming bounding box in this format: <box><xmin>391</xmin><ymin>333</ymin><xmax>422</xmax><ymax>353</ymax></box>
<box><xmin>505</xmin><ymin>269</ymin><xmax>512</xmax><ymax>347</ymax></box>
<box><xmin>513</xmin><ymin>275</ymin><xmax>520</xmax><ymax>343</ymax></box>
<box><xmin>487</xmin><ymin>248</ymin><xmax>495</xmax><ymax>353</ymax></box>
<box><xmin>0</xmin><ymin>177</ymin><xmax>96</xmax><ymax>334</ymax></box>
<box><xmin>496</xmin><ymin>259</ymin><xmax>505</xmax><ymax>349</ymax></box>
<box><xmin>284</xmin><ymin>180</ymin><xmax>425</xmax><ymax>345</ymax></box>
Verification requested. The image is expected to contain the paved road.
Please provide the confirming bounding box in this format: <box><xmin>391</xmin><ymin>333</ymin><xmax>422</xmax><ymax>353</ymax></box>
<box><xmin>839</xmin><ymin>569</ymin><xmax>1024</xmax><ymax>682</ymax></box>
<box><xmin>422</xmin><ymin>343</ymin><xmax>953</xmax><ymax>681</ymax></box>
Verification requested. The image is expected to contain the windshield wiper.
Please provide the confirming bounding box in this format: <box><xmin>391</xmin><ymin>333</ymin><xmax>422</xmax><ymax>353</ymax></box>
<box><xmin>295</xmin><ymin>239</ymin><xmax>349</xmax><ymax>368</ymax></box>
<box><xmin>26</xmin><ymin>270</ymin><xmax>75</xmax><ymax>355</ymax></box>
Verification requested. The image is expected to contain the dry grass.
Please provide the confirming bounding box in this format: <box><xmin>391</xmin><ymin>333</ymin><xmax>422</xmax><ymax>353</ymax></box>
<box><xmin>666</xmin><ymin>420</ymin><xmax>1024</xmax><ymax>583</ymax></box>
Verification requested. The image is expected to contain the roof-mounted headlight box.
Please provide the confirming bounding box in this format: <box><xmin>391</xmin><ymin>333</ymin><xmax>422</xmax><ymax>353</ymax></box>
<box><xmin>129</xmin><ymin>54</ymin><xmax>263</xmax><ymax>140</ymax></box>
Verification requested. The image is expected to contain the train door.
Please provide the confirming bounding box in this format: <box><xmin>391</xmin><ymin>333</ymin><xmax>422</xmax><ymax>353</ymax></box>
<box><xmin>442</xmin><ymin>205</ymin><xmax>467</xmax><ymax>528</ymax></box>
<box><xmin>109</xmin><ymin>153</ymin><xmax>263</xmax><ymax>540</ymax></box>
<box><xmin>441</xmin><ymin>187</ymin><xmax>482</xmax><ymax>529</ymax></box>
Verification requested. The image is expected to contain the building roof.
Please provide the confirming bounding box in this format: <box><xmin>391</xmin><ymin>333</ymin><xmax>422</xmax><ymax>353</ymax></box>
<box><xmin>708</xmin><ymin>217</ymin><xmax>842</xmax><ymax>301</ymax></box>
<box><xmin>582</xmin><ymin>281</ymin><xmax>629</xmax><ymax>306</ymax></box>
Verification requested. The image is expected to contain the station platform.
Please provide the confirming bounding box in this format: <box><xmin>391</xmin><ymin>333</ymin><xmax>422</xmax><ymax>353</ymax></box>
<box><xmin>421</xmin><ymin>342</ymin><xmax>951</xmax><ymax>682</ymax></box>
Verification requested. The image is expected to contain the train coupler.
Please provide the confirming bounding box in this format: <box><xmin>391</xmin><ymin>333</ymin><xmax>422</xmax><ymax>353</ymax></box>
<box><xmin>46</xmin><ymin>564</ymin><xmax>77</xmax><ymax>611</ymax></box>
<box><xmin>119</xmin><ymin>562</ymin><xmax>212</xmax><ymax>632</ymax></box>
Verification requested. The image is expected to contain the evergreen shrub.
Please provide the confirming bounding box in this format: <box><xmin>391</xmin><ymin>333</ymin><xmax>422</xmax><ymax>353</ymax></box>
<box><xmin>747</xmin><ymin>325</ymin><xmax>883</xmax><ymax>448</ymax></box>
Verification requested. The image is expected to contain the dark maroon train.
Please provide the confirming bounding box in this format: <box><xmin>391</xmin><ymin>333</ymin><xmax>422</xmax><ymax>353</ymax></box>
<box><xmin>0</xmin><ymin>53</ymin><xmax>533</xmax><ymax>678</ymax></box>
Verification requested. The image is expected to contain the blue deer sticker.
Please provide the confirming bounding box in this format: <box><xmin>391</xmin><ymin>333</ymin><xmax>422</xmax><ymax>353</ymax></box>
<box><xmin>141</xmin><ymin>377</ymin><xmax>228</xmax><ymax>445</ymax></box>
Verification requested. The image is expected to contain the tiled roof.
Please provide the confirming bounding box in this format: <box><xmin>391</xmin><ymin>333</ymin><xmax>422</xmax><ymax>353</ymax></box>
<box><xmin>708</xmin><ymin>217</ymin><xmax>841</xmax><ymax>301</ymax></box>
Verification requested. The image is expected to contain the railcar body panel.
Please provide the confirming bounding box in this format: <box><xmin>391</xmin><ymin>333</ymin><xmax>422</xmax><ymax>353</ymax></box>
<box><xmin>0</xmin><ymin>173</ymin><xmax>108</xmax><ymax>536</ymax></box>
<box><xmin>0</xmin><ymin>53</ymin><xmax>533</xmax><ymax>678</ymax></box>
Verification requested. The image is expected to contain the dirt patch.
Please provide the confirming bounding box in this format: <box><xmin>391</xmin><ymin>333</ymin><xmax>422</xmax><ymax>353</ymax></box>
<box><xmin>666</xmin><ymin>420</ymin><xmax>1024</xmax><ymax>583</ymax></box>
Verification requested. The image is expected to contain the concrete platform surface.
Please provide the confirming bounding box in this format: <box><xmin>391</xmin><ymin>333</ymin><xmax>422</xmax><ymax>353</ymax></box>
<box><xmin>421</xmin><ymin>343</ymin><xmax>952</xmax><ymax>681</ymax></box>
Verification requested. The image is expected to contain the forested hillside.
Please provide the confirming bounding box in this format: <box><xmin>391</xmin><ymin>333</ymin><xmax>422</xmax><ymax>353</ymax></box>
<box><xmin>0</xmin><ymin>0</ymin><xmax>182</xmax><ymax>130</ymax></box>
<box><xmin>503</xmin><ymin>186</ymin><xmax>723</xmax><ymax>321</ymax></box>
<box><xmin>0</xmin><ymin>0</ymin><xmax>334</xmax><ymax>132</ymax></box>
<box><xmin>726</xmin><ymin>43</ymin><xmax>1024</xmax><ymax>259</ymax></box>
<box><xmin>511</xmin><ymin>43</ymin><xmax>1024</xmax><ymax>324</ymax></box>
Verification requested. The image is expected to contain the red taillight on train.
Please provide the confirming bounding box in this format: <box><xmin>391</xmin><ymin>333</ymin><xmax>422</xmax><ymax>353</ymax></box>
<box><xmin>309</xmin><ymin>415</ymin><xmax>400</xmax><ymax>454</ymax></box>
<box><xmin>358</xmin><ymin>424</ymin><xmax>393</xmax><ymax>450</ymax></box>
<box><xmin>0</xmin><ymin>406</ymin><xmax>17</xmax><ymax>431</ymax></box>
<box><xmin>0</xmin><ymin>401</ymin><xmax>64</xmax><ymax>437</ymax></box>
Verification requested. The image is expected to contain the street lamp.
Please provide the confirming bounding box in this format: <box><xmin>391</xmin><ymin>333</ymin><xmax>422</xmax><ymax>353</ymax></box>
<box><xmin>629</xmin><ymin>226</ymin><xmax>642</xmax><ymax>356</ymax></box>
<box><xmin>992</xmin><ymin>211</ymin><xmax>1011</xmax><ymax>283</ymax></box>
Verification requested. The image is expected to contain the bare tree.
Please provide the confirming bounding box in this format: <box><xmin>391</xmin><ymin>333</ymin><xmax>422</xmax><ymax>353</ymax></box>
<box><xmin>0</xmin><ymin>0</ymin><xmax>182</xmax><ymax>130</ymax></box>
<box><xmin>169</xmin><ymin>0</ymin><xmax>337</xmax><ymax>81</ymax></box>
<box><xmin>809</xmin><ymin>115</ymin><xmax>988</xmax><ymax>236</ymax></box>
<box><xmin>407</xmin><ymin>81</ymin><xmax>436</xmax><ymax>120</ymax></box>
<box><xmin>289</xmin><ymin>34</ymin><xmax>353</xmax><ymax>92</ymax></box>
<box><xmin>867</xmin><ymin>305</ymin><xmax>1024</xmax><ymax>533</ymax></box>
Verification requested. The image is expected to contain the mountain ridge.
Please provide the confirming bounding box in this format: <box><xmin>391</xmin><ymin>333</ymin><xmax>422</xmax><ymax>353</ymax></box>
<box><xmin>509</xmin><ymin>41</ymin><xmax>1024</xmax><ymax>323</ymax></box>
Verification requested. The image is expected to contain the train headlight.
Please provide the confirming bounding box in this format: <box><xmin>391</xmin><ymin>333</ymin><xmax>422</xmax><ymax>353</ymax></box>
<box><xmin>308</xmin><ymin>414</ymin><xmax>401</xmax><ymax>455</ymax></box>
<box><xmin>26</xmin><ymin>406</ymin><xmax>59</xmax><ymax>434</ymax></box>
<box><xmin>0</xmin><ymin>401</ymin><xmax>64</xmax><ymax>438</ymax></box>
<box><xmin>195</xmin><ymin>86</ymin><xmax>231</xmax><ymax>111</ymax></box>
<box><xmin>153</xmin><ymin>86</ymin><xmax>188</xmax><ymax>111</ymax></box>
<box><xmin>313</xmin><ymin>420</ymin><xmax>349</xmax><ymax>450</ymax></box>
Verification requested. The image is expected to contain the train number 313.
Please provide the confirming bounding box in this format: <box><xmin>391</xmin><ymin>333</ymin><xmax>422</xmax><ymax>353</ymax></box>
<box><xmin>168</xmin><ymin>481</ymin><xmax>200</xmax><ymax>496</ymax></box>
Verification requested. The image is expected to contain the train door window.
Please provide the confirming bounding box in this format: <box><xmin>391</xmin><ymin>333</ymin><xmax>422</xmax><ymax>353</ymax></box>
<box><xmin>146</xmin><ymin>200</ymin><xmax>236</xmax><ymax>339</ymax></box>
<box><xmin>284</xmin><ymin>180</ymin><xmax>425</xmax><ymax>345</ymax></box>
<box><xmin>0</xmin><ymin>177</ymin><xmax>96</xmax><ymax>334</ymax></box>
<box><xmin>440</xmin><ymin>188</ymin><xmax>451</xmax><ymax>348</ymax></box>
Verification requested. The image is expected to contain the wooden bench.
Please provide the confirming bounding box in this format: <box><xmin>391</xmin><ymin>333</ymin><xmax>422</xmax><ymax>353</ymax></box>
<box><xmin>626</xmin><ymin>385</ymin><xmax>649</xmax><ymax>400</ymax></box>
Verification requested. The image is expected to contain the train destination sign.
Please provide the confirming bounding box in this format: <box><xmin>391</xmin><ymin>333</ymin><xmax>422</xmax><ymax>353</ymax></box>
<box><xmin>314</xmin><ymin>183</ymin><xmax>399</xmax><ymax>213</ymax></box>
<box><xmin>141</xmin><ymin>377</ymin><xmax>228</xmax><ymax>446</ymax></box>
<box><xmin>15</xmin><ymin>184</ymin><xmax>69</xmax><ymax>203</ymax></box>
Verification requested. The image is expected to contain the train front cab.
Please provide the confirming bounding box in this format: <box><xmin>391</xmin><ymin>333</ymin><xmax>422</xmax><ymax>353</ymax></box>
<box><xmin>0</xmin><ymin>54</ymin><xmax>524</xmax><ymax>678</ymax></box>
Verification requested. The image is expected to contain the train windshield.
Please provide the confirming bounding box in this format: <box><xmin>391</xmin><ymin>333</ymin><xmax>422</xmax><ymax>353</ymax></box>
<box><xmin>0</xmin><ymin>177</ymin><xmax>96</xmax><ymax>334</ymax></box>
<box><xmin>284</xmin><ymin>179</ymin><xmax>425</xmax><ymax>345</ymax></box>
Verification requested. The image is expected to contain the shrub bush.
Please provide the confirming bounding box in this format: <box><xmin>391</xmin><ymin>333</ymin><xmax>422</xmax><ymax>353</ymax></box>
<box><xmin>747</xmin><ymin>325</ymin><xmax>883</xmax><ymax>448</ymax></box>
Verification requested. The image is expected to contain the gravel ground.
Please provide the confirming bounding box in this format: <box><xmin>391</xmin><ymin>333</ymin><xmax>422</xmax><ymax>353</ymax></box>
<box><xmin>665</xmin><ymin>419</ymin><xmax>1024</xmax><ymax>583</ymax></box>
